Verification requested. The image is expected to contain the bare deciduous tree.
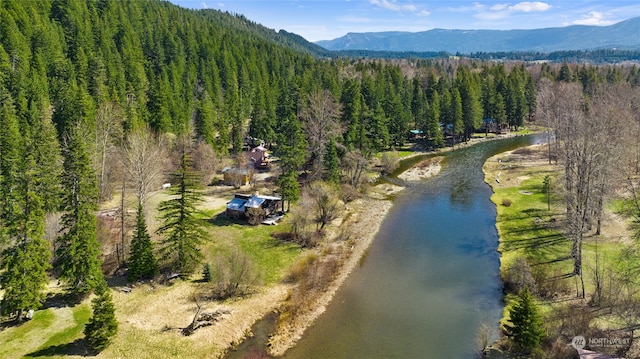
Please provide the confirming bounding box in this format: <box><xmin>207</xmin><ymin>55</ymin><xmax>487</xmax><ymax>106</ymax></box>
<box><xmin>300</xmin><ymin>90</ymin><xmax>343</xmax><ymax>179</ymax></box>
<box><xmin>307</xmin><ymin>181</ymin><xmax>341</xmax><ymax>230</ymax></box>
<box><xmin>341</xmin><ymin>149</ymin><xmax>369</xmax><ymax>188</ymax></box>
<box><xmin>190</xmin><ymin>140</ymin><xmax>218</xmax><ymax>185</ymax></box>
<box><xmin>121</xmin><ymin>126</ymin><xmax>167</xmax><ymax>208</ymax></box>
<box><xmin>95</xmin><ymin>102</ymin><xmax>123</xmax><ymax>200</ymax></box>
<box><xmin>554</xmin><ymin>83</ymin><xmax>634</xmax><ymax>298</ymax></box>
<box><xmin>208</xmin><ymin>249</ymin><xmax>261</xmax><ymax>299</ymax></box>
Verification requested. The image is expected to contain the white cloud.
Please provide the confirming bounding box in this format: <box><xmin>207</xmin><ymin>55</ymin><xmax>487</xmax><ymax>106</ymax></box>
<box><xmin>565</xmin><ymin>11</ymin><xmax>615</xmax><ymax>26</ymax></box>
<box><xmin>509</xmin><ymin>1</ymin><xmax>551</xmax><ymax>13</ymax></box>
<box><xmin>370</xmin><ymin>0</ymin><xmax>418</xmax><ymax>13</ymax></box>
<box><xmin>475</xmin><ymin>1</ymin><xmax>551</xmax><ymax>21</ymax></box>
<box><xmin>201</xmin><ymin>2</ymin><xmax>209</xmax><ymax>9</ymax></box>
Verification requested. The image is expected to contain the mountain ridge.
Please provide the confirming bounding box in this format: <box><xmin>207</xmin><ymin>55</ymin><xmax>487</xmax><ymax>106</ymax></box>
<box><xmin>316</xmin><ymin>16</ymin><xmax>640</xmax><ymax>53</ymax></box>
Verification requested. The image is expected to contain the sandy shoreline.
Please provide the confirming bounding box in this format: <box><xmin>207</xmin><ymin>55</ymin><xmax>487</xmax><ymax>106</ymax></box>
<box><xmin>397</xmin><ymin>156</ymin><xmax>443</xmax><ymax>181</ymax></box>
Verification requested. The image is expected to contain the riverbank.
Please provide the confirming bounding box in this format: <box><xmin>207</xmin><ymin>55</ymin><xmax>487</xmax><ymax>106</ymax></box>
<box><xmin>482</xmin><ymin>143</ymin><xmax>640</xmax><ymax>358</ymax></box>
<box><xmin>267</xmin><ymin>193</ymin><xmax>395</xmax><ymax>356</ymax></box>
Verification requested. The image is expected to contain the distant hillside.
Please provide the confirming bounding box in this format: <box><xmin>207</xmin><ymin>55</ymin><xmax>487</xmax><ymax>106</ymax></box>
<box><xmin>316</xmin><ymin>17</ymin><xmax>640</xmax><ymax>53</ymax></box>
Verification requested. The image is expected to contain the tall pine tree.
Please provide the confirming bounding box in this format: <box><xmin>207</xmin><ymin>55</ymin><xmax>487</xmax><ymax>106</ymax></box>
<box><xmin>0</xmin><ymin>154</ymin><xmax>51</xmax><ymax>321</ymax></box>
<box><xmin>56</xmin><ymin>128</ymin><xmax>102</xmax><ymax>296</ymax></box>
<box><xmin>156</xmin><ymin>140</ymin><xmax>207</xmax><ymax>273</ymax></box>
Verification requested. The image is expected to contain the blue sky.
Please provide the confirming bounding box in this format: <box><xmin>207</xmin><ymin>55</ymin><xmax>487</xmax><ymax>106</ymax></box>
<box><xmin>169</xmin><ymin>0</ymin><xmax>640</xmax><ymax>42</ymax></box>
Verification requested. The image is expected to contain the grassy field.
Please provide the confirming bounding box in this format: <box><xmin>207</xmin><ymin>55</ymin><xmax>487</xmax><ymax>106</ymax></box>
<box><xmin>484</xmin><ymin>144</ymin><xmax>640</xmax><ymax>355</ymax></box>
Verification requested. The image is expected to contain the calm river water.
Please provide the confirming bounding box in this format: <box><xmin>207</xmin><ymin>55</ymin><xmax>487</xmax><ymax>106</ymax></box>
<box><xmin>282</xmin><ymin>135</ymin><xmax>544</xmax><ymax>359</ymax></box>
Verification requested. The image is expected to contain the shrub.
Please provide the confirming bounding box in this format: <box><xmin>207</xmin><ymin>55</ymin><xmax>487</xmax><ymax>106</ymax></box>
<box><xmin>380</xmin><ymin>150</ymin><xmax>400</xmax><ymax>174</ymax></box>
<box><xmin>533</xmin><ymin>266</ymin><xmax>570</xmax><ymax>299</ymax></box>
<box><xmin>209</xmin><ymin>250</ymin><xmax>261</xmax><ymax>300</ymax></box>
<box><xmin>502</xmin><ymin>198</ymin><xmax>513</xmax><ymax>207</ymax></box>
<box><xmin>503</xmin><ymin>256</ymin><xmax>536</xmax><ymax>294</ymax></box>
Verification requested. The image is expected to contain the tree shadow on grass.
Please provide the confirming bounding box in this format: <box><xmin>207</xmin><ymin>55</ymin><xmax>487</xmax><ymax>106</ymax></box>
<box><xmin>208</xmin><ymin>212</ymin><xmax>239</xmax><ymax>226</ymax></box>
<box><xmin>25</xmin><ymin>338</ymin><xmax>93</xmax><ymax>357</ymax></box>
<box><xmin>42</xmin><ymin>291</ymin><xmax>84</xmax><ymax>309</ymax></box>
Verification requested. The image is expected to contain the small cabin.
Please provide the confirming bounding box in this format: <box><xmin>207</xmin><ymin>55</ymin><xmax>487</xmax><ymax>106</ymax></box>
<box><xmin>225</xmin><ymin>193</ymin><xmax>282</xmax><ymax>220</ymax></box>
<box><xmin>408</xmin><ymin>129</ymin><xmax>424</xmax><ymax>141</ymax></box>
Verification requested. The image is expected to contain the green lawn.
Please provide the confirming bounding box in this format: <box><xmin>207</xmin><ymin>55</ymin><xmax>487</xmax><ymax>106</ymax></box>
<box><xmin>0</xmin><ymin>303</ymin><xmax>90</xmax><ymax>359</ymax></box>
<box><xmin>485</xmin><ymin>145</ymin><xmax>640</xmax><ymax>349</ymax></box>
<box><xmin>203</xmin><ymin>207</ymin><xmax>301</xmax><ymax>285</ymax></box>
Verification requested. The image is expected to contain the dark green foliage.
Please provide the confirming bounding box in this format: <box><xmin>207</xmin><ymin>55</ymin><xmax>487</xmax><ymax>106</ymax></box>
<box><xmin>202</xmin><ymin>262</ymin><xmax>212</xmax><ymax>282</ymax></box>
<box><xmin>279</xmin><ymin>170</ymin><xmax>300</xmax><ymax>212</ymax></box>
<box><xmin>84</xmin><ymin>279</ymin><xmax>118</xmax><ymax>352</ymax></box>
<box><xmin>0</xmin><ymin>85</ymin><xmax>23</xmax><ymax>236</ymax></box>
<box><xmin>156</xmin><ymin>143</ymin><xmax>207</xmax><ymax>273</ymax></box>
<box><xmin>503</xmin><ymin>287</ymin><xmax>545</xmax><ymax>353</ymax></box>
<box><xmin>56</xmin><ymin>129</ymin><xmax>102</xmax><ymax>296</ymax></box>
<box><xmin>128</xmin><ymin>204</ymin><xmax>158</xmax><ymax>282</ymax></box>
<box><xmin>0</xmin><ymin>154</ymin><xmax>51</xmax><ymax>320</ymax></box>
<box><xmin>323</xmin><ymin>139</ymin><xmax>340</xmax><ymax>185</ymax></box>
<box><xmin>275</xmin><ymin>113</ymin><xmax>307</xmax><ymax>174</ymax></box>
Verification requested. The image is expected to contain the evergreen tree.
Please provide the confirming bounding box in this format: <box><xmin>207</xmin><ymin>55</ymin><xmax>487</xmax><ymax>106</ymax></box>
<box><xmin>278</xmin><ymin>169</ymin><xmax>300</xmax><ymax>212</ymax></box>
<box><xmin>84</xmin><ymin>278</ymin><xmax>118</xmax><ymax>352</ymax></box>
<box><xmin>275</xmin><ymin>113</ymin><xmax>306</xmax><ymax>174</ymax></box>
<box><xmin>341</xmin><ymin>79</ymin><xmax>363</xmax><ymax>149</ymax></box>
<box><xmin>456</xmin><ymin>68</ymin><xmax>483</xmax><ymax>141</ymax></box>
<box><xmin>524</xmin><ymin>74</ymin><xmax>537</xmax><ymax>122</ymax></box>
<box><xmin>451</xmin><ymin>88</ymin><xmax>464</xmax><ymax>144</ymax></box>
<box><xmin>427</xmin><ymin>91</ymin><xmax>444</xmax><ymax>147</ymax></box>
<box><xmin>156</xmin><ymin>141</ymin><xmax>207</xmax><ymax>273</ymax></box>
<box><xmin>127</xmin><ymin>203</ymin><xmax>157</xmax><ymax>282</ymax></box>
<box><xmin>323</xmin><ymin>139</ymin><xmax>340</xmax><ymax>185</ymax></box>
<box><xmin>503</xmin><ymin>287</ymin><xmax>545</xmax><ymax>353</ymax></box>
<box><xmin>0</xmin><ymin>86</ymin><xmax>23</xmax><ymax>239</ymax></box>
<box><xmin>0</xmin><ymin>153</ymin><xmax>51</xmax><ymax>321</ymax></box>
<box><xmin>56</xmin><ymin>129</ymin><xmax>102</xmax><ymax>296</ymax></box>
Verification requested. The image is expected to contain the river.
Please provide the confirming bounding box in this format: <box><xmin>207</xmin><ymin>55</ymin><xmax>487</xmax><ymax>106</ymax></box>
<box><xmin>283</xmin><ymin>135</ymin><xmax>543</xmax><ymax>359</ymax></box>
<box><xmin>226</xmin><ymin>135</ymin><xmax>543</xmax><ymax>359</ymax></box>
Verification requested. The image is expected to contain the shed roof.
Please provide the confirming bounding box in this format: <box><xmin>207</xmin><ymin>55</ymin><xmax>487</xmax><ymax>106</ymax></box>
<box><xmin>245</xmin><ymin>196</ymin><xmax>266</xmax><ymax>209</ymax></box>
<box><xmin>226</xmin><ymin>197</ymin><xmax>247</xmax><ymax>211</ymax></box>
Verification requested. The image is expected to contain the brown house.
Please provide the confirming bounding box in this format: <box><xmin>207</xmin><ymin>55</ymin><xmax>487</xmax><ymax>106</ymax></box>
<box><xmin>248</xmin><ymin>145</ymin><xmax>270</xmax><ymax>169</ymax></box>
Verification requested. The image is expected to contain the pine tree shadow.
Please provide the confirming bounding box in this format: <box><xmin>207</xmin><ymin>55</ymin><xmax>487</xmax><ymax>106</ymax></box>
<box><xmin>25</xmin><ymin>338</ymin><xmax>93</xmax><ymax>357</ymax></box>
<box><xmin>42</xmin><ymin>291</ymin><xmax>84</xmax><ymax>309</ymax></box>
